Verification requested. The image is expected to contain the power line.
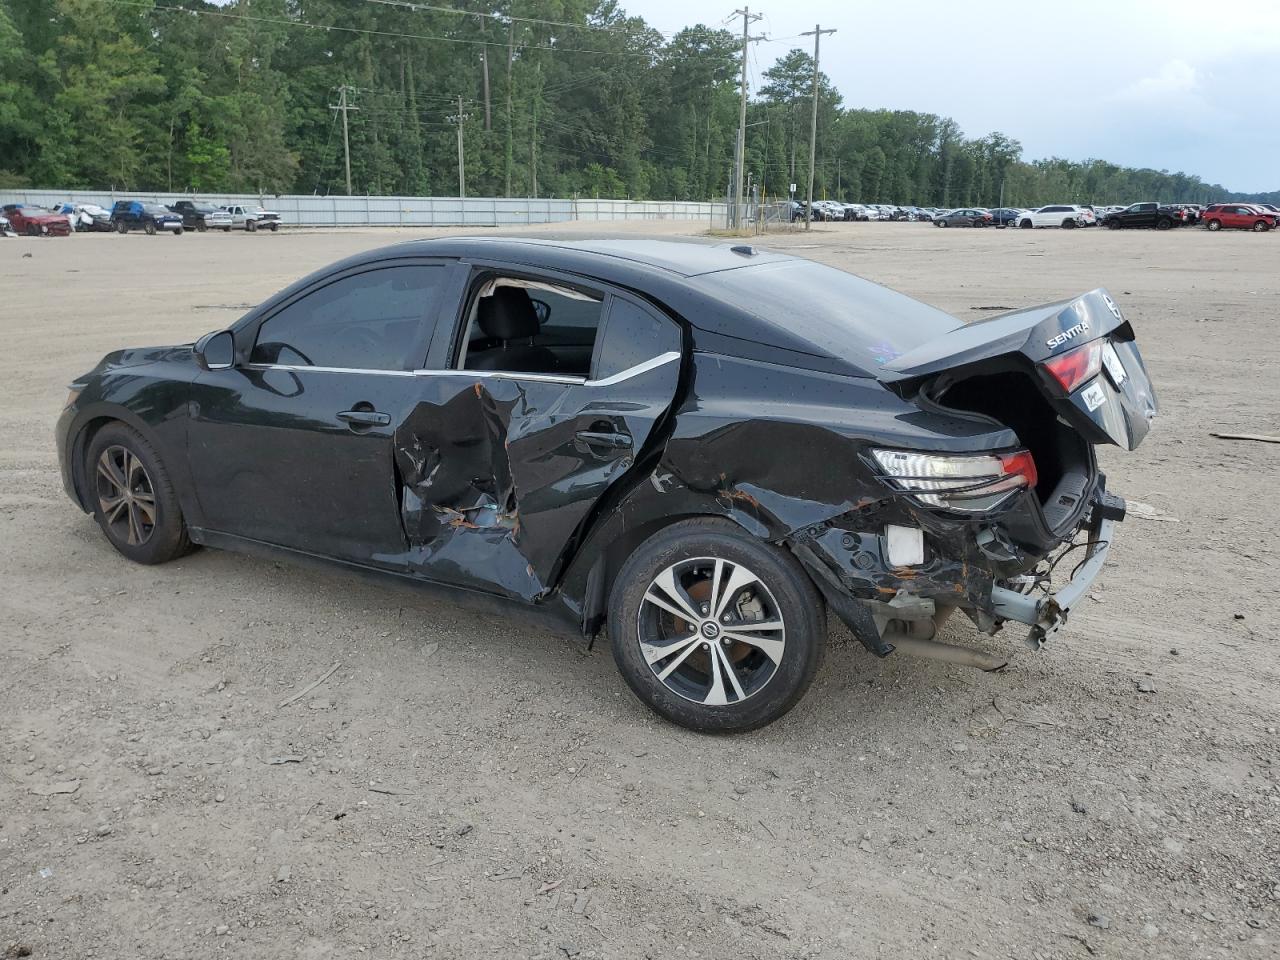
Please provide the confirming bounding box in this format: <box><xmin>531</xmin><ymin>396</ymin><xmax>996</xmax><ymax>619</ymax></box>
<box><xmin>361</xmin><ymin>0</ymin><xmax>710</xmax><ymax>40</ymax></box>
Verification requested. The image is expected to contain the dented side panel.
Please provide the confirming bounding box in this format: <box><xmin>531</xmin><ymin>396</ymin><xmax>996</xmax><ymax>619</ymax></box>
<box><xmin>394</xmin><ymin>360</ymin><xmax>679</xmax><ymax>601</ymax></box>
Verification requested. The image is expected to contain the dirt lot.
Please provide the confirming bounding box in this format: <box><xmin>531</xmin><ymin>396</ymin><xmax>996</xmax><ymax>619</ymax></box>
<box><xmin>2</xmin><ymin>220</ymin><xmax>1277</xmax><ymax>960</ymax></box>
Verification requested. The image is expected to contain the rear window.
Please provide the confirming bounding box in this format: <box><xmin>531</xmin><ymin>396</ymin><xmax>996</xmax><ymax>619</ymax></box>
<box><xmin>693</xmin><ymin>260</ymin><xmax>958</xmax><ymax>373</ymax></box>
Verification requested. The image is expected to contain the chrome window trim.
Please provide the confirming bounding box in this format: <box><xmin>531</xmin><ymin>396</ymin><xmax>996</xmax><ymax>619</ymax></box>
<box><xmin>242</xmin><ymin>350</ymin><xmax>680</xmax><ymax>386</ymax></box>
<box><xmin>244</xmin><ymin>363</ymin><xmax>418</xmax><ymax>377</ymax></box>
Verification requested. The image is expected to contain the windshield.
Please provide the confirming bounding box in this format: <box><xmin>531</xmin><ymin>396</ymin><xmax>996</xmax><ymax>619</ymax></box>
<box><xmin>693</xmin><ymin>259</ymin><xmax>959</xmax><ymax>374</ymax></box>
<box><xmin>143</xmin><ymin>204</ymin><xmax>170</xmax><ymax>215</ymax></box>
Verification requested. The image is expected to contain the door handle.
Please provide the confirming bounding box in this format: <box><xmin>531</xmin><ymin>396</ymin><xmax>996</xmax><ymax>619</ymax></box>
<box><xmin>575</xmin><ymin>430</ymin><xmax>632</xmax><ymax>449</ymax></box>
<box><xmin>337</xmin><ymin>409</ymin><xmax>391</xmax><ymax>427</ymax></box>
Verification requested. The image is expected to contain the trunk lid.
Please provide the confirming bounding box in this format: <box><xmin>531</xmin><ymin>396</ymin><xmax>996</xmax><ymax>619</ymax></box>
<box><xmin>880</xmin><ymin>288</ymin><xmax>1157</xmax><ymax>449</ymax></box>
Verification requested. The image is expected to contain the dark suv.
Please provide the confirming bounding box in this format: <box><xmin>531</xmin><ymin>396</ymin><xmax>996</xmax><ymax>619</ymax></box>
<box><xmin>110</xmin><ymin>201</ymin><xmax>184</xmax><ymax>236</ymax></box>
<box><xmin>168</xmin><ymin>201</ymin><xmax>232</xmax><ymax>232</ymax></box>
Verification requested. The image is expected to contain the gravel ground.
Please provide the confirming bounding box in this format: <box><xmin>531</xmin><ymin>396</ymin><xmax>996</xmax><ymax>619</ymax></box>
<box><xmin>1</xmin><ymin>220</ymin><xmax>1277</xmax><ymax>960</ymax></box>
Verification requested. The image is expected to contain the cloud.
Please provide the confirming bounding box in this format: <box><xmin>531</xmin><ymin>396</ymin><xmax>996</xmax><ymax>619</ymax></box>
<box><xmin>1116</xmin><ymin>60</ymin><xmax>1200</xmax><ymax>101</ymax></box>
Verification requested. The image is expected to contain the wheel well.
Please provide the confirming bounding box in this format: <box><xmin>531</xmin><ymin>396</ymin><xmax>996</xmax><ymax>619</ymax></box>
<box><xmin>579</xmin><ymin>512</ymin><xmax>759</xmax><ymax>639</ymax></box>
<box><xmin>69</xmin><ymin>416</ymin><xmax>124</xmax><ymax>508</ymax></box>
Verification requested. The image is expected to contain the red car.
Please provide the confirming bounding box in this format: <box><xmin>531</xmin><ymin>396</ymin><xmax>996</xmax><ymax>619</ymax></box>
<box><xmin>2</xmin><ymin>203</ymin><xmax>72</xmax><ymax>237</ymax></box>
<box><xmin>1201</xmin><ymin>203</ymin><xmax>1275</xmax><ymax>233</ymax></box>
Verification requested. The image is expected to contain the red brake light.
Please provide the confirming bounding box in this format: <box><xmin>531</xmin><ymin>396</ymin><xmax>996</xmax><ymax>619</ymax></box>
<box><xmin>1043</xmin><ymin>340</ymin><xmax>1102</xmax><ymax>393</ymax></box>
<box><xmin>999</xmin><ymin>450</ymin><xmax>1039</xmax><ymax>490</ymax></box>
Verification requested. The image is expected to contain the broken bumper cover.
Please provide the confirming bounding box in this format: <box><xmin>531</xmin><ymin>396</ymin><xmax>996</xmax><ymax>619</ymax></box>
<box><xmin>989</xmin><ymin>493</ymin><xmax>1124</xmax><ymax>649</ymax></box>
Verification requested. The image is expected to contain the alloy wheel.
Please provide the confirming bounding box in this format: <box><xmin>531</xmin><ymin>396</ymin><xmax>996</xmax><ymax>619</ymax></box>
<box><xmin>636</xmin><ymin>557</ymin><xmax>786</xmax><ymax>707</ymax></box>
<box><xmin>95</xmin><ymin>445</ymin><xmax>157</xmax><ymax>546</ymax></box>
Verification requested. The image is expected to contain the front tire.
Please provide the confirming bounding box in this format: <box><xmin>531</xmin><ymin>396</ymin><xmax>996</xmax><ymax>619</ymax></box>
<box><xmin>1253</xmin><ymin>220</ymin><xmax>1270</xmax><ymax>232</ymax></box>
<box><xmin>196</xmin><ymin>221</ymin><xmax>207</xmax><ymax>233</ymax></box>
<box><xmin>246</xmin><ymin>219</ymin><xmax>257</xmax><ymax>233</ymax></box>
<box><xmin>608</xmin><ymin>519</ymin><xmax>826</xmax><ymax>733</ymax></box>
<box><xmin>85</xmin><ymin>423</ymin><xmax>194</xmax><ymax>565</ymax></box>
<box><xmin>144</xmin><ymin>221</ymin><xmax>157</xmax><ymax>236</ymax></box>
<box><xmin>1019</xmin><ymin>219</ymin><xmax>1032</xmax><ymax>229</ymax></box>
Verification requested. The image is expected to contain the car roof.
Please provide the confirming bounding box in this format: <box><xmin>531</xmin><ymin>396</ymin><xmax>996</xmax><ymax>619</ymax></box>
<box><xmin>385</xmin><ymin>236</ymin><xmax>794</xmax><ymax>280</ymax></box>
<box><xmin>246</xmin><ymin>237</ymin><xmax>961</xmax><ymax>379</ymax></box>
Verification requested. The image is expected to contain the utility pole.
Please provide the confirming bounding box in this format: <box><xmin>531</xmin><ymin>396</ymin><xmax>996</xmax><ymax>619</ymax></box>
<box><xmin>480</xmin><ymin>14</ymin><xmax>492</xmax><ymax>131</ymax></box>
<box><xmin>329</xmin><ymin>84</ymin><xmax>358</xmax><ymax>195</ymax></box>
<box><xmin>731</xmin><ymin>7</ymin><xmax>764</xmax><ymax>230</ymax></box>
<box><xmin>505</xmin><ymin>18</ymin><xmax>514</xmax><ymax>197</ymax></box>
<box><xmin>801</xmin><ymin>25</ymin><xmax>836</xmax><ymax>230</ymax></box>
<box><xmin>448</xmin><ymin>96</ymin><xmax>469</xmax><ymax>198</ymax></box>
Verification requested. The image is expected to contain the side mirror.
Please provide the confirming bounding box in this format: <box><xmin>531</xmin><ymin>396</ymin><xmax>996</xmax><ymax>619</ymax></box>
<box><xmin>194</xmin><ymin>330</ymin><xmax>235</xmax><ymax>370</ymax></box>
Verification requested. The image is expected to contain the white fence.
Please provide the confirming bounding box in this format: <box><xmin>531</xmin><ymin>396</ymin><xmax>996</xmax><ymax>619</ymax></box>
<box><xmin>0</xmin><ymin>189</ymin><xmax>728</xmax><ymax>228</ymax></box>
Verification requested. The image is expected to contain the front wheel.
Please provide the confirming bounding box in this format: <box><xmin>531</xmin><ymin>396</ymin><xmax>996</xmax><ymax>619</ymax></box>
<box><xmin>196</xmin><ymin>221</ymin><xmax>207</xmax><ymax>233</ymax></box>
<box><xmin>1253</xmin><ymin>220</ymin><xmax>1270</xmax><ymax>232</ymax></box>
<box><xmin>246</xmin><ymin>219</ymin><xmax>257</xmax><ymax>232</ymax></box>
<box><xmin>144</xmin><ymin>221</ymin><xmax>157</xmax><ymax>236</ymax></box>
<box><xmin>1019</xmin><ymin>219</ymin><xmax>1032</xmax><ymax>229</ymax></box>
<box><xmin>269</xmin><ymin>222</ymin><xmax>279</xmax><ymax>232</ymax></box>
<box><xmin>1107</xmin><ymin>219</ymin><xmax>1120</xmax><ymax>229</ymax></box>
<box><xmin>85</xmin><ymin>423</ymin><xmax>195</xmax><ymax>565</ymax></box>
<box><xmin>608</xmin><ymin>518</ymin><xmax>826</xmax><ymax>733</ymax></box>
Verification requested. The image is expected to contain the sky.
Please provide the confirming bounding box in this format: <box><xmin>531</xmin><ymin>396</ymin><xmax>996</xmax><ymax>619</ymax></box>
<box><xmin>627</xmin><ymin>0</ymin><xmax>1280</xmax><ymax>192</ymax></box>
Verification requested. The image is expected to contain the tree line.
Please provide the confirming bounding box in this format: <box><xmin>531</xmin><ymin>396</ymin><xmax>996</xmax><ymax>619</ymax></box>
<box><xmin>1</xmin><ymin>0</ymin><xmax>1272</xmax><ymax>206</ymax></box>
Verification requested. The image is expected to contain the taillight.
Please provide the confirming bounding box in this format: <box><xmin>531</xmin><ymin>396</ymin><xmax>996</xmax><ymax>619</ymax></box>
<box><xmin>1043</xmin><ymin>340</ymin><xmax>1102</xmax><ymax>393</ymax></box>
<box><xmin>871</xmin><ymin>449</ymin><xmax>1038</xmax><ymax>513</ymax></box>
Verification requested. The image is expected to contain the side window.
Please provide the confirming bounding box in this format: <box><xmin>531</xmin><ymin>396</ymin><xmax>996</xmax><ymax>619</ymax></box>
<box><xmin>593</xmin><ymin>297</ymin><xmax>681</xmax><ymax>380</ymax></box>
<box><xmin>251</xmin><ymin>264</ymin><xmax>444</xmax><ymax>370</ymax></box>
<box><xmin>459</xmin><ymin>277</ymin><xmax>604</xmax><ymax>377</ymax></box>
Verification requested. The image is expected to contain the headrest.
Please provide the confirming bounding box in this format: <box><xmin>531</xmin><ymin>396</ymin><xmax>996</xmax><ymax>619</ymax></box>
<box><xmin>477</xmin><ymin>287</ymin><xmax>539</xmax><ymax>341</ymax></box>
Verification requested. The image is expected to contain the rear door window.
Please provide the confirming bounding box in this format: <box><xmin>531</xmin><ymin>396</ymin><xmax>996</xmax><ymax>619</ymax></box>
<box><xmin>593</xmin><ymin>298</ymin><xmax>681</xmax><ymax>380</ymax></box>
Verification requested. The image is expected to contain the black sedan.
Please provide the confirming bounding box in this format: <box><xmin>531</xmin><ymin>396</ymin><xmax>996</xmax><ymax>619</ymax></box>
<box><xmin>933</xmin><ymin>208</ymin><xmax>993</xmax><ymax>227</ymax></box>
<box><xmin>56</xmin><ymin>239</ymin><xmax>1157</xmax><ymax>732</ymax></box>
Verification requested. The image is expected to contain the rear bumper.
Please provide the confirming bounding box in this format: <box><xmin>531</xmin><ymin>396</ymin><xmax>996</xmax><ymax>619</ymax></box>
<box><xmin>793</xmin><ymin>488</ymin><xmax>1125</xmax><ymax>655</ymax></box>
<box><xmin>990</xmin><ymin>492</ymin><xmax>1124</xmax><ymax>649</ymax></box>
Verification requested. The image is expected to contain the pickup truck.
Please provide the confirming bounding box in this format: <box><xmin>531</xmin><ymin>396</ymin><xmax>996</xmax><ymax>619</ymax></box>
<box><xmin>169</xmin><ymin>201</ymin><xmax>233</xmax><ymax>232</ymax></box>
<box><xmin>220</xmin><ymin>204</ymin><xmax>282</xmax><ymax>232</ymax></box>
<box><xmin>1100</xmin><ymin>202</ymin><xmax>1184</xmax><ymax>231</ymax></box>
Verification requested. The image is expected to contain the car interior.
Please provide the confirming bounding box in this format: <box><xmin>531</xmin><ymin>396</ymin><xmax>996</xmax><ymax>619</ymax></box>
<box><xmin>458</xmin><ymin>277</ymin><xmax>603</xmax><ymax>378</ymax></box>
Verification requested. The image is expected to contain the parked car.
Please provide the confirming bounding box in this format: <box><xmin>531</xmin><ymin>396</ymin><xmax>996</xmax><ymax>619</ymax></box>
<box><xmin>1099</xmin><ymin>202</ymin><xmax>1183</xmax><ymax>231</ymax></box>
<box><xmin>169</xmin><ymin>201</ymin><xmax>234</xmax><ymax>232</ymax></box>
<box><xmin>221</xmin><ymin>204</ymin><xmax>282</xmax><ymax>231</ymax></box>
<box><xmin>54</xmin><ymin>202</ymin><xmax>114</xmax><ymax>232</ymax></box>
<box><xmin>934</xmin><ymin>208</ymin><xmax>993</xmax><ymax>227</ymax></box>
<box><xmin>1016</xmin><ymin>205</ymin><xmax>1088</xmax><ymax>229</ymax></box>
<box><xmin>914</xmin><ymin>207</ymin><xmax>936</xmax><ymax>222</ymax></box>
<box><xmin>0</xmin><ymin>214</ymin><xmax>15</xmax><ymax>237</ymax></box>
<box><xmin>111</xmin><ymin>200</ymin><xmax>184</xmax><ymax>235</ymax></box>
<box><xmin>55</xmin><ymin>238</ymin><xmax>1157</xmax><ymax>732</ymax></box>
<box><xmin>988</xmin><ymin>207</ymin><xmax>1023</xmax><ymax>227</ymax></box>
<box><xmin>1200</xmin><ymin>203</ymin><xmax>1275</xmax><ymax>232</ymax></box>
<box><xmin>2</xmin><ymin>203</ymin><xmax>72</xmax><ymax>236</ymax></box>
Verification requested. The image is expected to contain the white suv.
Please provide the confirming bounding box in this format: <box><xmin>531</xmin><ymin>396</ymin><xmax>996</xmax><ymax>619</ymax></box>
<box><xmin>1015</xmin><ymin>205</ymin><xmax>1088</xmax><ymax>229</ymax></box>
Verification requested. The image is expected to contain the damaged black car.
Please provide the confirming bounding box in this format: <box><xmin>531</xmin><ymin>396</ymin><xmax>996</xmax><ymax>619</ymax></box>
<box><xmin>56</xmin><ymin>238</ymin><xmax>1157</xmax><ymax>732</ymax></box>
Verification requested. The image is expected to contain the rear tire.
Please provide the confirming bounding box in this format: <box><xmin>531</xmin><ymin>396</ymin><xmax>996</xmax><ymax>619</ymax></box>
<box><xmin>1156</xmin><ymin>218</ymin><xmax>1172</xmax><ymax>230</ymax></box>
<box><xmin>115</xmin><ymin>221</ymin><xmax>128</xmax><ymax>234</ymax></box>
<box><xmin>85</xmin><ymin>423</ymin><xmax>195</xmax><ymax>565</ymax></box>
<box><xmin>1207</xmin><ymin>219</ymin><xmax>1221</xmax><ymax>231</ymax></box>
<box><xmin>608</xmin><ymin>518</ymin><xmax>826</xmax><ymax>733</ymax></box>
<box><xmin>1062</xmin><ymin>219</ymin><xmax>1077</xmax><ymax>229</ymax></box>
